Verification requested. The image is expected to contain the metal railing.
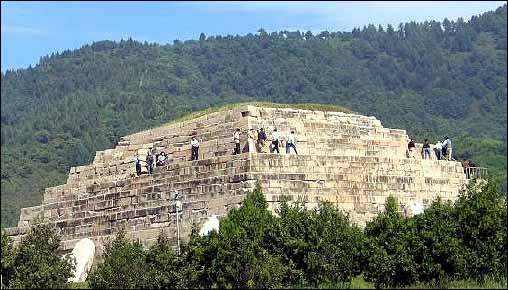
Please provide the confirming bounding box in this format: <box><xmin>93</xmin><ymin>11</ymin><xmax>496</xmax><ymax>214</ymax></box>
<box><xmin>464</xmin><ymin>167</ymin><xmax>488</xmax><ymax>180</ymax></box>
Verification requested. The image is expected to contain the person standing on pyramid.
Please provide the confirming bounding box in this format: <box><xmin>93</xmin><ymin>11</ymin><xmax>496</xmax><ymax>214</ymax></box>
<box><xmin>257</xmin><ymin>128</ymin><xmax>267</xmax><ymax>153</ymax></box>
<box><xmin>191</xmin><ymin>136</ymin><xmax>200</xmax><ymax>160</ymax></box>
<box><xmin>135</xmin><ymin>156</ymin><xmax>142</xmax><ymax>176</ymax></box>
<box><xmin>271</xmin><ymin>128</ymin><xmax>280</xmax><ymax>153</ymax></box>
<box><xmin>407</xmin><ymin>138</ymin><xmax>416</xmax><ymax>158</ymax></box>
<box><xmin>286</xmin><ymin>130</ymin><xmax>298</xmax><ymax>154</ymax></box>
<box><xmin>146</xmin><ymin>149</ymin><xmax>154</xmax><ymax>174</ymax></box>
<box><xmin>433</xmin><ymin>140</ymin><xmax>443</xmax><ymax>160</ymax></box>
<box><xmin>442</xmin><ymin>136</ymin><xmax>452</xmax><ymax>160</ymax></box>
<box><xmin>233</xmin><ymin>128</ymin><xmax>241</xmax><ymax>155</ymax></box>
<box><xmin>247</xmin><ymin>128</ymin><xmax>256</xmax><ymax>153</ymax></box>
<box><xmin>422</xmin><ymin>139</ymin><xmax>431</xmax><ymax>160</ymax></box>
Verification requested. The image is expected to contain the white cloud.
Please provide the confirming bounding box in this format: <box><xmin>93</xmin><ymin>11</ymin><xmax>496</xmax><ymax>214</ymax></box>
<box><xmin>191</xmin><ymin>1</ymin><xmax>335</xmax><ymax>14</ymax></box>
<box><xmin>1</xmin><ymin>24</ymin><xmax>46</xmax><ymax>36</ymax></box>
<box><xmin>190</xmin><ymin>1</ymin><xmax>506</xmax><ymax>31</ymax></box>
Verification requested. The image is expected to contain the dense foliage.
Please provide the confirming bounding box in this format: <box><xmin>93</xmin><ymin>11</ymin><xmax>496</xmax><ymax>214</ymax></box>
<box><xmin>411</xmin><ymin>198</ymin><xmax>467</xmax><ymax>283</ymax></box>
<box><xmin>205</xmin><ymin>184</ymin><xmax>291</xmax><ymax>289</ymax></box>
<box><xmin>1</xmin><ymin>227</ymin><xmax>15</xmax><ymax>288</ymax></box>
<box><xmin>272</xmin><ymin>200</ymin><xmax>365</xmax><ymax>287</ymax></box>
<box><xmin>454</xmin><ymin>180</ymin><xmax>507</xmax><ymax>279</ymax></box>
<box><xmin>363</xmin><ymin>196</ymin><xmax>419</xmax><ymax>288</ymax></box>
<box><xmin>87</xmin><ymin>229</ymin><xmax>147</xmax><ymax>289</ymax></box>
<box><xmin>1</xmin><ymin>223</ymin><xmax>75</xmax><ymax>289</ymax></box>
<box><xmin>81</xmin><ymin>179</ymin><xmax>506</xmax><ymax>289</ymax></box>
<box><xmin>362</xmin><ymin>179</ymin><xmax>507</xmax><ymax>288</ymax></box>
<box><xmin>85</xmin><ymin>184</ymin><xmax>365</xmax><ymax>289</ymax></box>
<box><xmin>1</xmin><ymin>5</ymin><xmax>506</xmax><ymax>227</ymax></box>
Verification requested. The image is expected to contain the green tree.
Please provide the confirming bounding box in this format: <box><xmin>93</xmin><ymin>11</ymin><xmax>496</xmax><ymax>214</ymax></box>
<box><xmin>144</xmin><ymin>232</ymin><xmax>188</xmax><ymax>289</ymax></box>
<box><xmin>454</xmin><ymin>179</ymin><xmax>507</xmax><ymax>280</ymax></box>
<box><xmin>306</xmin><ymin>202</ymin><xmax>365</xmax><ymax>285</ymax></box>
<box><xmin>209</xmin><ymin>183</ymin><xmax>293</xmax><ymax>289</ymax></box>
<box><xmin>178</xmin><ymin>227</ymin><xmax>219</xmax><ymax>288</ymax></box>
<box><xmin>411</xmin><ymin>198</ymin><xmax>468</xmax><ymax>283</ymax></box>
<box><xmin>272</xmin><ymin>200</ymin><xmax>366</xmax><ymax>287</ymax></box>
<box><xmin>199</xmin><ymin>32</ymin><xmax>206</xmax><ymax>42</ymax></box>
<box><xmin>88</xmin><ymin>229</ymin><xmax>148</xmax><ymax>289</ymax></box>
<box><xmin>363</xmin><ymin>196</ymin><xmax>419</xmax><ymax>288</ymax></box>
<box><xmin>1</xmin><ymin>227</ymin><xmax>15</xmax><ymax>288</ymax></box>
<box><xmin>9</xmin><ymin>223</ymin><xmax>74</xmax><ymax>289</ymax></box>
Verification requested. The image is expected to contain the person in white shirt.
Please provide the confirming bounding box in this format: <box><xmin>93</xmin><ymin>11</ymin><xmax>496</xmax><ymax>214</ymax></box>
<box><xmin>286</xmin><ymin>130</ymin><xmax>298</xmax><ymax>154</ymax></box>
<box><xmin>233</xmin><ymin>128</ymin><xmax>241</xmax><ymax>155</ymax></box>
<box><xmin>247</xmin><ymin>128</ymin><xmax>256</xmax><ymax>153</ymax></box>
<box><xmin>433</xmin><ymin>141</ymin><xmax>443</xmax><ymax>160</ymax></box>
<box><xmin>191</xmin><ymin>136</ymin><xmax>200</xmax><ymax>160</ymax></box>
<box><xmin>442</xmin><ymin>136</ymin><xmax>452</xmax><ymax>160</ymax></box>
<box><xmin>271</xmin><ymin>128</ymin><xmax>280</xmax><ymax>153</ymax></box>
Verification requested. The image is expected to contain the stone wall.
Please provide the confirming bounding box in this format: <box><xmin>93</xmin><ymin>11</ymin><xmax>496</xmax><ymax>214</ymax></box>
<box><xmin>5</xmin><ymin>105</ymin><xmax>468</xmax><ymax>256</ymax></box>
<box><xmin>245</xmin><ymin>106</ymin><xmax>465</xmax><ymax>226</ymax></box>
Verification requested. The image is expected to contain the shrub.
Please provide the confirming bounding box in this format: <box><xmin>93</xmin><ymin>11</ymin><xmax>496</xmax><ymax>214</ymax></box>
<box><xmin>411</xmin><ymin>198</ymin><xmax>467</xmax><ymax>283</ymax></box>
<box><xmin>363</xmin><ymin>196</ymin><xmax>419</xmax><ymax>288</ymax></box>
<box><xmin>1</xmin><ymin>227</ymin><xmax>15</xmax><ymax>288</ymax></box>
<box><xmin>362</xmin><ymin>179</ymin><xmax>507</xmax><ymax>288</ymax></box>
<box><xmin>88</xmin><ymin>229</ymin><xmax>148</xmax><ymax>289</ymax></box>
<box><xmin>178</xmin><ymin>226</ymin><xmax>221</xmax><ymax>288</ymax></box>
<box><xmin>9</xmin><ymin>223</ymin><xmax>74</xmax><ymax>289</ymax></box>
<box><xmin>273</xmin><ymin>200</ymin><xmax>365</xmax><ymax>287</ymax></box>
<box><xmin>307</xmin><ymin>202</ymin><xmax>365</xmax><ymax>284</ymax></box>
<box><xmin>208</xmin><ymin>183</ymin><xmax>292</xmax><ymax>289</ymax></box>
<box><xmin>144</xmin><ymin>233</ymin><xmax>186</xmax><ymax>289</ymax></box>
<box><xmin>268</xmin><ymin>201</ymin><xmax>311</xmax><ymax>286</ymax></box>
<box><xmin>454</xmin><ymin>179</ymin><xmax>507</xmax><ymax>280</ymax></box>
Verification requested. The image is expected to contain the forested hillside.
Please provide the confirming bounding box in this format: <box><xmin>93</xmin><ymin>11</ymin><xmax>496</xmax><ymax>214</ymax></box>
<box><xmin>1</xmin><ymin>5</ymin><xmax>506</xmax><ymax>227</ymax></box>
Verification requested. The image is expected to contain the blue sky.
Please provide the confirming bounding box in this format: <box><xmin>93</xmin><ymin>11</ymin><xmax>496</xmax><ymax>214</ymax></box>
<box><xmin>1</xmin><ymin>1</ymin><xmax>506</xmax><ymax>72</ymax></box>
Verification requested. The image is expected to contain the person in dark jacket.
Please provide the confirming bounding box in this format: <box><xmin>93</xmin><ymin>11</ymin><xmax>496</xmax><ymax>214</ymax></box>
<box><xmin>407</xmin><ymin>138</ymin><xmax>416</xmax><ymax>158</ymax></box>
<box><xmin>422</xmin><ymin>139</ymin><xmax>431</xmax><ymax>160</ymax></box>
<box><xmin>434</xmin><ymin>141</ymin><xmax>443</xmax><ymax>160</ymax></box>
<box><xmin>146</xmin><ymin>150</ymin><xmax>154</xmax><ymax>174</ymax></box>
<box><xmin>135</xmin><ymin>156</ymin><xmax>142</xmax><ymax>176</ymax></box>
<box><xmin>257</xmin><ymin>128</ymin><xmax>267</xmax><ymax>153</ymax></box>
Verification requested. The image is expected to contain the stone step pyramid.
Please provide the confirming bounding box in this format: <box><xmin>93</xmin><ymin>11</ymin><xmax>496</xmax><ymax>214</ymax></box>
<box><xmin>5</xmin><ymin>105</ymin><xmax>467</xmax><ymax>257</ymax></box>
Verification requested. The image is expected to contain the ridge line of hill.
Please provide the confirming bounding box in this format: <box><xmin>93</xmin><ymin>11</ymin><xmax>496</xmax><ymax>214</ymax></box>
<box><xmin>1</xmin><ymin>4</ymin><xmax>506</xmax><ymax>227</ymax></box>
